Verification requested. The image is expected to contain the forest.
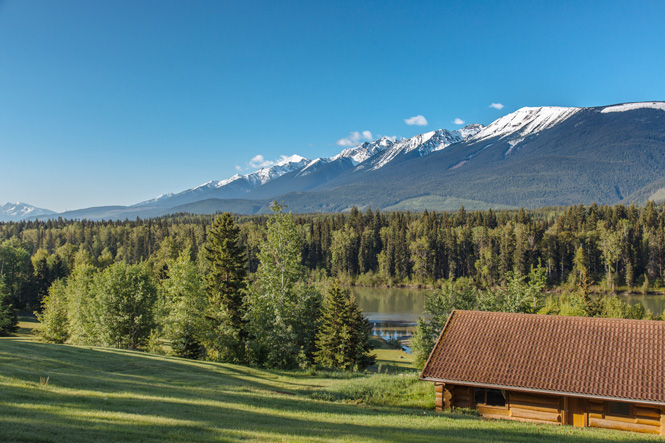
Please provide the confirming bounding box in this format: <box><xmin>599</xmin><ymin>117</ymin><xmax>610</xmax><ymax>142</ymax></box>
<box><xmin>2</xmin><ymin>202</ymin><xmax>664</xmax><ymax>368</ymax></box>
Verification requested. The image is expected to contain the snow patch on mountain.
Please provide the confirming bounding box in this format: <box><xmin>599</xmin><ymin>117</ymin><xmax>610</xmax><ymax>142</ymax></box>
<box><xmin>369</xmin><ymin>125</ymin><xmax>482</xmax><ymax>171</ymax></box>
<box><xmin>459</xmin><ymin>123</ymin><xmax>484</xmax><ymax>139</ymax></box>
<box><xmin>247</xmin><ymin>155</ymin><xmax>310</xmax><ymax>185</ymax></box>
<box><xmin>1</xmin><ymin>202</ymin><xmax>56</xmax><ymax>221</ymax></box>
<box><xmin>472</xmin><ymin>106</ymin><xmax>581</xmax><ymax>142</ymax></box>
<box><xmin>332</xmin><ymin>136</ymin><xmax>395</xmax><ymax>165</ymax></box>
<box><xmin>601</xmin><ymin>102</ymin><xmax>665</xmax><ymax>113</ymax></box>
<box><xmin>133</xmin><ymin>192</ymin><xmax>176</xmax><ymax>207</ymax></box>
<box><xmin>191</xmin><ymin>155</ymin><xmax>310</xmax><ymax>191</ymax></box>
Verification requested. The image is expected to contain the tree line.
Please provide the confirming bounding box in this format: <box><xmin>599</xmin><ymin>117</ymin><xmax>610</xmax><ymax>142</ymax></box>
<box><xmin>3</xmin><ymin>202</ymin><xmax>663</xmax><ymax>367</ymax></box>
<box><xmin>3</xmin><ymin>202</ymin><xmax>665</xmax><ymax>307</ymax></box>
<box><xmin>23</xmin><ymin>206</ymin><xmax>374</xmax><ymax>371</ymax></box>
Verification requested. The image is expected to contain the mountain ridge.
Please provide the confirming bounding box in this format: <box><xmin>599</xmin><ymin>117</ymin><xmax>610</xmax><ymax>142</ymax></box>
<box><xmin>6</xmin><ymin>101</ymin><xmax>665</xmax><ymax>221</ymax></box>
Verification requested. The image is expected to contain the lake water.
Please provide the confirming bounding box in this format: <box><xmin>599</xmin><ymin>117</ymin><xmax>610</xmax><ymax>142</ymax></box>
<box><xmin>350</xmin><ymin>286</ymin><xmax>426</xmax><ymax>346</ymax></box>
<box><xmin>352</xmin><ymin>286</ymin><xmax>665</xmax><ymax>347</ymax></box>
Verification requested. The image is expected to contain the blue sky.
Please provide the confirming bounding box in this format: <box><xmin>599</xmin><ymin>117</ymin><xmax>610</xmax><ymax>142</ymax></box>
<box><xmin>1</xmin><ymin>0</ymin><xmax>664</xmax><ymax>212</ymax></box>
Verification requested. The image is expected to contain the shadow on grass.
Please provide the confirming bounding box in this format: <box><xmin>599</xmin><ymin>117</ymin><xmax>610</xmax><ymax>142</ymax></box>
<box><xmin>0</xmin><ymin>338</ymin><xmax>645</xmax><ymax>443</ymax></box>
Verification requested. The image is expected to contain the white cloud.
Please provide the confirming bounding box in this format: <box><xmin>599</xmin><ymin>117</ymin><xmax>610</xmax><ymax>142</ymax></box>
<box><xmin>247</xmin><ymin>154</ymin><xmax>277</xmax><ymax>168</ymax></box>
<box><xmin>336</xmin><ymin>130</ymin><xmax>373</xmax><ymax>147</ymax></box>
<box><xmin>236</xmin><ymin>154</ymin><xmax>293</xmax><ymax>171</ymax></box>
<box><xmin>404</xmin><ymin>115</ymin><xmax>428</xmax><ymax>126</ymax></box>
<box><xmin>490</xmin><ymin>103</ymin><xmax>505</xmax><ymax>110</ymax></box>
<box><xmin>453</xmin><ymin>118</ymin><xmax>465</xmax><ymax>125</ymax></box>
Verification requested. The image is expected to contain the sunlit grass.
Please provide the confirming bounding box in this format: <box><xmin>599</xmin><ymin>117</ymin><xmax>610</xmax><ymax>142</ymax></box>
<box><xmin>0</xmin><ymin>327</ymin><xmax>657</xmax><ymax>442</ymax></box>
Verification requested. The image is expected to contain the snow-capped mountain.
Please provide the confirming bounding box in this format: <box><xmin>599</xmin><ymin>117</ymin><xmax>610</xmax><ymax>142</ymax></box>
<box><xmin>332</xmin><ymin>136</ymin><xmax>396</xmax><ymax>165</ymax></box>
<box><xmin>13</xmin><ymin>101</ymin><xmax>665</xmax><ymax>221</ymax></box>
<box><xmin>296</xmin><ymin>137</ymin><xmax>395</xmax><ymax>178</ymax></box>
<box><xmin>136</xmin><ymin>126</ymin><xmax>482</xmax><ymax>207</ymax></box>
<box><xmin>132</xmin><ymin>155</ymin><xmax>311</xmax><ymax>208</ymax></box>
<box><xmin>600</xmin><ymin>102</ymin><xmax>665</xmax><ymax>113</ymax></box>
<box><xmin>364</xmin><ymin>125</ymin><xmax>483</xmax><ymax>171</ymax></box>
<box><xmin>0</xmin><ymin>202</ymin><xmax>56</xmax><ymax>222</ymax></box>
<box><xmin>470</xmin><ymin>106</ymin><xmax>581</xmax><ymax>143</ymax></box>
<box><xmin>196</xmin><ymin>154</ymin><xmax>310</xmax><ymax>191</ymax></box>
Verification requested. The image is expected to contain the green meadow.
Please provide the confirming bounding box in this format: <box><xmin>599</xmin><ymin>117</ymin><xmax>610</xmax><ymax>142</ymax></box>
<box><xmin>0</xmin><ymin>317</ymin><xmax>657</xmax><ymax>442</ymax></box>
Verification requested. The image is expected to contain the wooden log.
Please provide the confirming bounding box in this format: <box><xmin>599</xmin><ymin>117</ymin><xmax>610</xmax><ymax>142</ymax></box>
<box><xmin>509</xmin><ymin>392</ymin><xmax>560</xmax><ymax>405</ymax></box>
<box><xmin>478</xmin><ymin>405</ymin><xmax>510</xmax><ymax>417</ymax></box>
<box><xmin>634</xmin><ymin>406</ymin><xmax>661</xmax><ymax>419</ymax></box>
<box><xmin>586</xmin><ymin>401</ymin><xmax>604</xmax><ymax>414</ymax></box>
<box><xmin>508</xmin><ymin>401</ymin><xmax>560</xmax><ymax>414</ymax></box>
<box><xmin>443</xmin><ymin>388</ymin><xmax>453</xmax><ymax>410</ymax></box>
<box><xmin>589</xmin><ymin>417</ymin><xmax>660</xmax><ymax>434</ymax></box>
<box><xmin>508</xmin><ymin>397</ymin><xmax>561</xmax><ymax>410</ymax></box>
<box><xmin>635</xmin><ymin>417</ymin><xmax>662</xmax><ymax>427</ymax></box>
<box><xmin>510</xmin><ymin>407</ymin><xmax>561</xmax><ymax>423</ymax></box>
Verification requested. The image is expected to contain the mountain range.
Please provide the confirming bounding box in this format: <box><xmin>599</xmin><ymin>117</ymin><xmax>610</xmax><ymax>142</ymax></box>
<box><xmin>4</xmin><ymin>101</ymin><xmax>665</xmax><ymax>221</ymax></box>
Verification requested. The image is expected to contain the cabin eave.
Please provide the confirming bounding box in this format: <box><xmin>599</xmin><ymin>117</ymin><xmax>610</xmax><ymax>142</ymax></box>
<box><xmin>420</xmin><ymin>377</ymin><xmax>665</xmax><ymax>407</ymax></box>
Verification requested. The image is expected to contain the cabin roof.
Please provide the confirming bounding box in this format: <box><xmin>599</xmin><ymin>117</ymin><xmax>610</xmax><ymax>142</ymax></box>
<box><xmin>420</xmin><ymin>310</ymin><xmax>665</xmax><ymax>405</ymax></box>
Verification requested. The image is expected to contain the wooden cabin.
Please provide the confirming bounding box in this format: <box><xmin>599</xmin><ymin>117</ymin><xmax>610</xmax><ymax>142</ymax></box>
<box><xmin>420</xmin><ymin>310</ymin><xmax>665</xmax><ymax>435</ymax></box>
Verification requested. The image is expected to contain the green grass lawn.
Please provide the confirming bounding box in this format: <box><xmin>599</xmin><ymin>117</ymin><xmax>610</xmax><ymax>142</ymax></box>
<box><xmin>0</xmin><ymin>322</ymin><xmax>659</xmax><ymax>442</ymax></box>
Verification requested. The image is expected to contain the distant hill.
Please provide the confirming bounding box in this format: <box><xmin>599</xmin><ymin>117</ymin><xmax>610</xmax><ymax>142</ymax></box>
<box><xmin>0</xmin><ymin>202</ymin><xmax>56</xmax><ymax>222</ymax></box>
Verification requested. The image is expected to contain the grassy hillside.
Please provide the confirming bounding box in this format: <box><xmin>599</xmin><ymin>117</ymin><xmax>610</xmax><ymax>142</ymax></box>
<box><xmin>0</xmin><ymin>319</ymin><xmax>657</xmax><ymax>442</ymax></box>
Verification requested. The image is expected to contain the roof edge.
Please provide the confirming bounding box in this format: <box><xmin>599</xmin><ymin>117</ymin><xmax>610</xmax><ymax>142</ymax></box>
<box><xmin>419</xmin><ymin>377</ymin><xmax>665</xmax><ymax>407</ymax></box>
<box><xmin>419</xmin><ymin>309</ymin><xmax>458</xmax><ymax>379</ymax></box>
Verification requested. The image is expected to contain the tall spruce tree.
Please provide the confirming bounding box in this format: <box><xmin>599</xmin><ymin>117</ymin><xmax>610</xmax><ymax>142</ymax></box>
<box><xmin>315</xmin><ymin>283</ymin><xmax>375</xmax><ymax>370</ymax></box>
<box><xmin>203</xmin><ymin>213</ymin><xmax>248</xmax><ymax>363</ymax></box>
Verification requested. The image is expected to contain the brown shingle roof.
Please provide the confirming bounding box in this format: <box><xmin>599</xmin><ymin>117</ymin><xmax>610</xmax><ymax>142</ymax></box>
<box><xmin>420</xmin><ymin>310</ymin><xmax>665</xmax><ymax>404</ymax></box>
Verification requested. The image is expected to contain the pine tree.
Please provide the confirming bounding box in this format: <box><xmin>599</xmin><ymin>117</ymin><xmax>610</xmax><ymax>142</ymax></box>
<box><xmin>203</xmin><ymin>213</ymin><xmax>248</xmax><ymax>363</ymax></box>
<box><xmin>315</xmin><ymin>284</ymin><xmax>375</xmax><ymax>370</ymax></box>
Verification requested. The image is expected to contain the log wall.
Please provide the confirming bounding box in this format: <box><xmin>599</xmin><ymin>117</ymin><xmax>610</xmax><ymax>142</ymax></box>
<box><xmin>587</xmin><ymin>402</ymin><xmax>662</xmax><ymax>435</ymax></box>
<box><xmin>434</xmin><ymin>384</ymin><xmax>664</xmax><ymax>435</ymax></box>
<box><xmin>507</xmin><ymin>391</ymin><xmax>562</xmax><ymax>425</ymax></box>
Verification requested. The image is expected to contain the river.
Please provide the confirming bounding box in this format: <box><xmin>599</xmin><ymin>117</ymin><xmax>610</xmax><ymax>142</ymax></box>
<box><xmin>351</xmin><ymin>286</ymin><xmax>665</xmax><ymax>347</ymax></box>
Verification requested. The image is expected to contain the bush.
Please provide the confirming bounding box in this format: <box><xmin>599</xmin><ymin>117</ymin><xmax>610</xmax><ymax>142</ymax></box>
<box><xmin>310</xmin><ymin>373</ymin><xmax>434</xmax><ymax>409</ymax></box>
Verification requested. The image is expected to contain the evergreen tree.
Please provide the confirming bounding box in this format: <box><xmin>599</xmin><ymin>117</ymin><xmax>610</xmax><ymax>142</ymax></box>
<box><xmin>315</xmin><ymin>284</ymin><xmax>375</xmax><ymax>370</ymax></box>
<box><xmin>0</xmin><ymin>276</ymin><xmax>18</xmax><ymax>336</ymax></box>
<box><xmin>202</xmin><ymin>213</ymin><xmax>248</xmax><ymax>363</ymax></box>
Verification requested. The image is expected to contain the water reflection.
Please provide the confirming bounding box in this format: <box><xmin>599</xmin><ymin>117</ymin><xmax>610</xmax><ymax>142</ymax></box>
<box><xmin>621</xmin><ymin>294</ymin><xmax>665</xmax><ymax>314</ymax></box>
<box><xmin>351</xmin><ymin>287</ymin><xmax>429</xmax><ymax>353</ymax></box>
<box><xmin>370</xmin><ymin>320</ymin><xmax>416</xmax><ymax>353</ymax></box>
<box><xmin>351</xmin><ymin>285</ymin><xmax>665</xmax><ymax>353</ymax></box>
